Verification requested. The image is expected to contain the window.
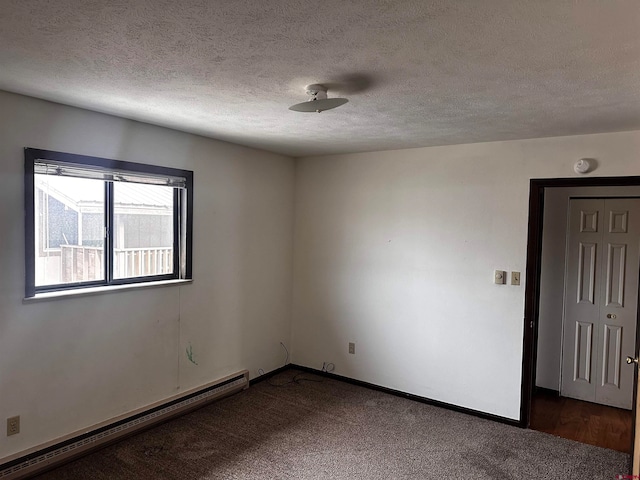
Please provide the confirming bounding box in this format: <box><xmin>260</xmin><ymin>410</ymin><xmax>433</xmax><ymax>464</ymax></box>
<box><xmin>25</xmin><ymin>148</ymin><xmax>193</xmax><ymax>297</ymax></box>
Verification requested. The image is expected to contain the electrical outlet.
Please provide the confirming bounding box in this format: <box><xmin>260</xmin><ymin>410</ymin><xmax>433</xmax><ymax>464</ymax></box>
<box><xmin>7</xmin><ymin>416</ymin><xmax>20</xmax><ymax>436</ymax></box>
<box><xmin>322</xmin><ymin>362</ymin><xmax>335</xmax><ymax>372</ymax></box>
<box><xmin>348</xmin><ymin>342</ymin><xmax>355</xmax><ymax>354</ymax></box>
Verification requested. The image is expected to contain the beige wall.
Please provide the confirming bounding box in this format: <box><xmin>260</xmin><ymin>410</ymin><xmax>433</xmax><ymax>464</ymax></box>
<box><xmin>292</xmin><ymin>131</ymin><xmax>640</xmax><ymax>420</ymax></box>
<box><xmin>0</xmin><ymin>91</ymin><xmax>295</xmax><ymax>458</ymax></box>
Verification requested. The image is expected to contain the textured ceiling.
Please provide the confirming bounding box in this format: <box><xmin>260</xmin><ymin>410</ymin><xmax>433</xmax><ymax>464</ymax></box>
<box><xmin>1</xmin><ymin>1</ymin><xmax>639</xmax><ymax>157</ymax></box>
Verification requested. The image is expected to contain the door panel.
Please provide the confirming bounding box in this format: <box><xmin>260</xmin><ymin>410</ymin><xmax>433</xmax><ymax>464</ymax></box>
<box><xmin>580</xmin><ymin>210</ymin><xmax>598</xmax><ymax>233</ymax></box>
<box><xmin>562</xmin><ymin>198</ymin><xmax>640</xmax><ymax>409</ymax></box>
<box><xmin>573</xmin><ymin>321</ymin><xmax>593</xmax><ymax>383</ymax></box>
<box><xmin>610</xmin><ymin>210</ymin><xmax>628</xmax><ymax>233</ymax></box>
<box><xmin>578</xmin><ymin>242</ymin><xmax>598</xmax><ymax>304</ymax></box>
<box><xmin>578</xmin><ymin>242</ymin><xmax>597</xmax><ymax>304</ymax></box>
<box><xmin>601</xmin><ymin>324</ymin><xmax>622</xmax><ymax>388</ymax></box>
<box><xmin>606</xmin><ymin>243</ymin><xmax>626</xmax><ymax>307</ymax></box>
<box><xmin>595</xmin><ymin>199</ymin><xmax>640</xmax><ymax>409</ymax></box>
<box><xmin>561</xmin><ymin>199</ymin><xmax>602</xmax><ymax>402</ymax></box>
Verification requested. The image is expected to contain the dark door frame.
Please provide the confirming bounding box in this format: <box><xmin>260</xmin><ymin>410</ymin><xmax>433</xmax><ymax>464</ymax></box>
<box><xmin>520</xmin><ymin>176</ymin><xmax>640</xmax><ymax>446</ymax></box>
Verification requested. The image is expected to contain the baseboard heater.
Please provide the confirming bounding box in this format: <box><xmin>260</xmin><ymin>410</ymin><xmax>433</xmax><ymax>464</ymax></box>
<box><xmin>0</xmin><ymin>370</ymin><xmax>249</xmax><ymax>480</ymax></box>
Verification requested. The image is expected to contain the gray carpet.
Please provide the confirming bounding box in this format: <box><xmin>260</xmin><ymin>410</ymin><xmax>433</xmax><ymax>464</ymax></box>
<box><xmin>35</xmin><ymin>370</ymin><xmax>630</xmax><ymax>479</ymax></box>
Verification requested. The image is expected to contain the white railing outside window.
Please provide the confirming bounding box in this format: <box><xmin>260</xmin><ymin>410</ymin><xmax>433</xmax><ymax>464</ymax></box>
<box><xmin>59</xmin><ymin>245</ymin><xmax>173</xmax><ymax>282</ymax></box>
<box><xmin>114</xmin><ymin>247</ymin><xmax>173</xmax><ymax>278</ymax></box>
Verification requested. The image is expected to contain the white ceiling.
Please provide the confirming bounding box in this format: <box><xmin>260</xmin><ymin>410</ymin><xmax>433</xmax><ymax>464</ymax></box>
<box><xmin>1</xmin><ymin>1</ymin><xmax>639</xmax><ymax>157</ymax></box>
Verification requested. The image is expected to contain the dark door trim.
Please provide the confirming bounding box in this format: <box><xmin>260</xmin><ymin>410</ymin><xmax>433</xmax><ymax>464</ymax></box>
<box><xmin>521</xmin><ymin>175</ymin><xmax>640</xmax><ymax>436</ymax></box>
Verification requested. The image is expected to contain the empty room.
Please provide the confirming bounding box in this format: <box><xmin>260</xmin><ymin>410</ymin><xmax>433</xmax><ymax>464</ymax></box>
<box><xmin>1</xmin><ymin>1</ymin><xmax>640</xmax><ymax>479</ymax></box>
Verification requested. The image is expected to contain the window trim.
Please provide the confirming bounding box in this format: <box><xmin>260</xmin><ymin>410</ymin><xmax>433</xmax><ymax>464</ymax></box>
<box><xmin>24</xmin><ymin>148</ymin><xmax>193</xmax><ymax>298</ymax></box>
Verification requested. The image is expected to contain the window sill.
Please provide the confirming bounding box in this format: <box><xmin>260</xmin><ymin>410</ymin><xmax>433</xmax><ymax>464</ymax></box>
<box><xmin>23</xmin><ymin>279</ymin><xmax>193</xmax><ymax>303</ymax></box>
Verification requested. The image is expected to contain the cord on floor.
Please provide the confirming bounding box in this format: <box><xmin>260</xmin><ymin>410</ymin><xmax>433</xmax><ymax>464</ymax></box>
<box><xmin>267</xmin><ymin>372</ymin><xmax>323</xmax><ymax>387</ymax></box>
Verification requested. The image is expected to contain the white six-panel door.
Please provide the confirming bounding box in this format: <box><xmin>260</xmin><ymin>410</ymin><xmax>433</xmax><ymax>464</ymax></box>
<box><xmin>561</xmin><ymin>198</ymin><xmax>640</xmax><ymax>410</ymax></box>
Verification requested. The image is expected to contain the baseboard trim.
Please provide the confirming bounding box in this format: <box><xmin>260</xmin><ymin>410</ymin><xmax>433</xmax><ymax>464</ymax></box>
<box><xmin>534</xmin><ymin>386</ymin><xmax>560</xmax><ymax>397</ymax></box>
<box><xmin>0</xmin><ymin>370</ymin><xmax>249</xmax><ymax>480</ymax></box>
<box><xmin>289</xmin><ymin>364</ymin><xmax>521</xmax><ymax>428</ymax></box>
<box><xmin>249</xmin><ymin>364</ymin><xmax>291</xmax><ymax>386</ymax></box>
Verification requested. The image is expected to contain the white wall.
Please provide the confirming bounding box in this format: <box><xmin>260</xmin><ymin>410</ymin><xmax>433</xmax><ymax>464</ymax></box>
<box><xmin>536</xmin><ymin>186</ymin><xmax>640</xmax><ymax>391</ymax></box>
<box><xmin>0</xmin><ymin>91</ymin><xmax>295</xmax><ymax>459</ymax></box>
<box><xmin>292</xmin><ymin>131</ymin><xmax>640</xmax><ymax>420</ymax></box>
<box><xmin>3</xmin><ymin>89</ymin><xmax>640</xmax><ymax>459</ymax></box>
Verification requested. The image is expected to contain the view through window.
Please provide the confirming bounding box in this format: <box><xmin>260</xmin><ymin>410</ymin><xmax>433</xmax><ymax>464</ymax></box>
<box><xmin>25</xmin><ymin>148</ymin><xmax>193</xmax><ymax>297</ymax></box>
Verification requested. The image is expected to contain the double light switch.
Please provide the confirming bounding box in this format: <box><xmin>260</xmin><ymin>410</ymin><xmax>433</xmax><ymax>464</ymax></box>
<box><xmin>494</xmin><ymin>270</ymin><xmax>520</xmax><ymax>286</ymax></box>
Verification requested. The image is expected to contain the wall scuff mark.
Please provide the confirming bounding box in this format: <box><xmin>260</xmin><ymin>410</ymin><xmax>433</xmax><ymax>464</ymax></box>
<box><xmin>186</xmin><ymin>343</ymin><xmax>198</xmax><ymax>365</ymax></box>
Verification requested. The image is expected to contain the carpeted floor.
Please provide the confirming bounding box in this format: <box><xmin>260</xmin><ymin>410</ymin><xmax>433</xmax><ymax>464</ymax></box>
<box><xmin>34</xmin><ymin>369</ymin><xmax>630</xmax><ymax>479</ymax></box>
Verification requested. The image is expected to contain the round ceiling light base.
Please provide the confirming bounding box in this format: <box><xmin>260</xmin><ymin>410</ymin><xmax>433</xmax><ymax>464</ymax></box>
<box><xmin>289</xmin><ymin>84</ymin><xmax>348</xmax><ymax>113</ymax></box>
<box><xmin>305</xmin><ymin>84</ymin><xmax>327</xmax><ymax>99</ymax></box>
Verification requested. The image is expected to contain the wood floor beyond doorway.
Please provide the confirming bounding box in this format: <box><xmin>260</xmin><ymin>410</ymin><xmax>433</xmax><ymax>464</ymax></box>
<box><xmin>530</xmin><ymin>389</ymin><xmax>632</xmax><ymax>453</ymax></box>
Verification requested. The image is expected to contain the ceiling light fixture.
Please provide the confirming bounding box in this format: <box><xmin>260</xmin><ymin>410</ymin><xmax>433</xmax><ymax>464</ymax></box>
<box><xmin>289</xmin><ymin>84</ymin><xmax>348</xmax><ymax>113</ymax></box>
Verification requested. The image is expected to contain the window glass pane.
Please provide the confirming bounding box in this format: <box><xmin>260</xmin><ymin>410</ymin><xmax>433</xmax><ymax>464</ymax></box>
<box><xmin>113</xmin><ymin>183</ymin><xmax>174</xmax><ymax>279</ymax></box>
<box><xmin>34</xmin><ymin>174</ymin><xmax>105</xmax><ymax>286</ymax></box>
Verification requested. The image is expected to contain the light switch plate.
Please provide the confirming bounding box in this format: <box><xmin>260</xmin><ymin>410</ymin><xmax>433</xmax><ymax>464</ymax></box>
<box><xmin>511</xmin><ymin>271</ymin><xmax>521</xmax><ymax>286</ymax></box>
<box><xmin>494</xmin><ymin>270</ymin><xmax>506</xmax><ymax>285</ymax></box>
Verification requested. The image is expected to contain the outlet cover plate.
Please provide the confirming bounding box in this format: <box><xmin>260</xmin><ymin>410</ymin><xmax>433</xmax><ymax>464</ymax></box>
<box><xmin>348</xmin><ymin>342</ymin><xmax>355</xmax><ymax>354</ymax></box>
<box><xmin>7</xmin><ymin>416</ymin><xmax>20</xmax><ymax>436</ymax></box>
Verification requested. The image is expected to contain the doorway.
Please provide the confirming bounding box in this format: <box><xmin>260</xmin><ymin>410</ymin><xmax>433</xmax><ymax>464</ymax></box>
<box><xmin>521</xmin><ymin>177</ymin><xmax>640</xmax><ymax>466</ymax></box>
